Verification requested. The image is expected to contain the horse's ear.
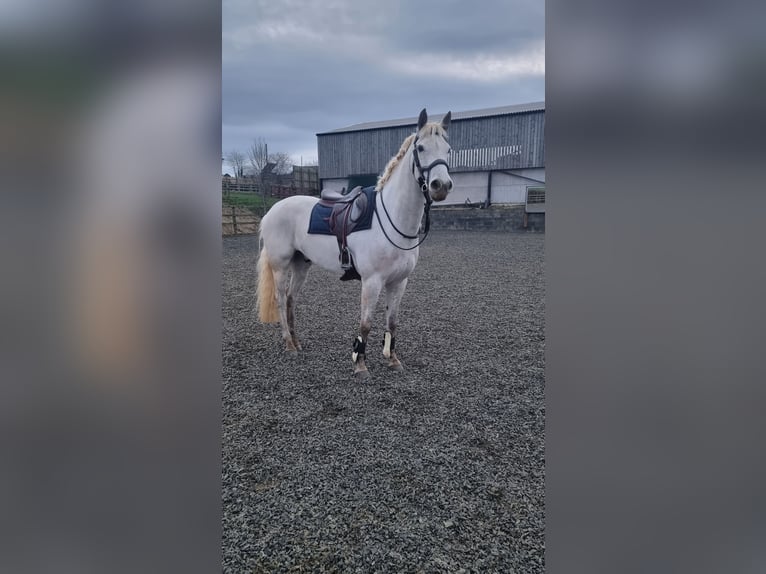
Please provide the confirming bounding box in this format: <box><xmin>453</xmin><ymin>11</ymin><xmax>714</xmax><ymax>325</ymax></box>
<box><xmin>442</xmin><ymin>111</ymin><xmax>451</xmax><ymax>131</ymax></box>
<box><xmin>417</xmin><ymin>108</ymin><xmax>428</xmax><ymax>131</ymax></box>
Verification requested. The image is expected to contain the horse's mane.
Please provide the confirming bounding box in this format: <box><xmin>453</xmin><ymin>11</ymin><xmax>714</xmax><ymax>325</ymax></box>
<box><xmin>376</xmin><ymin>123</ymin><xmax>447</xmax><ymax>191</ymax></box>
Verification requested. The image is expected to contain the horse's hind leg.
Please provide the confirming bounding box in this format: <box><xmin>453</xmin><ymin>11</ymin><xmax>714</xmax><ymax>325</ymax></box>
<box><xmin>271</xmin><ymin>265</ymin><xmax>297</xmax><ymax>352</ymax></box>
<box><xmin>353</xmin><ymin>277</ymin><xmax>383</xmax><ymax>380</ymax></box>
<box><xmin>287</xmin><ymin>254</ymin><xmax>311</xmax><ymax>350</ymax></box>
<box><xmin>383</xmin><ymin>279</ymin><xmax>407</xmax><ymax>371</ymax></box>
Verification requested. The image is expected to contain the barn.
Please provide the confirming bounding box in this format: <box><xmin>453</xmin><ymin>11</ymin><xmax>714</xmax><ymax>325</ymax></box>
<box><xmin>316</xmin><ymin>101</ymin><xmax>545</xmax><ymax>208</ymax></box>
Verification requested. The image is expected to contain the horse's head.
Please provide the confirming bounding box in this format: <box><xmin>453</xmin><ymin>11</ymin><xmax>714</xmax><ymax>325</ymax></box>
<box><xmin>413</xmin><ymin>108</ymin><xmax>453</xmax><ymax>202</ymax></box>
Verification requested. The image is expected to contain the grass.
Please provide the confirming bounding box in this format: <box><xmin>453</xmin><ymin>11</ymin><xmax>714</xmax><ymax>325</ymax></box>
<box><xmin>223</xmin><ymin>192</ymin><xmax>280</xmax><ymax>213</ymax></box>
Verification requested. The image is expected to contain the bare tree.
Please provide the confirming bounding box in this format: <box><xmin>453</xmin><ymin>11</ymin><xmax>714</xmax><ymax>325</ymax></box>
<box><xmin>269</xmin><ymin>152</ymin><xmax>293</xmax><ymax>175</ymax></box>
<box><xmin>248</xmin><ymin>138</ymin><xmax>271</xmax><ymax>211</ymax></box>
<box><xmin>248</xmin><ymin>139</ymin><xmax>298</xmax><ymax>211</ymax></box>
<box><xmin>248</xmin><ymin>138</ymin><xmax>270</xmax><ymax>178</ymax></box>
<box><xmin>225</xmin><ymin>149</ymin><xmax>246</xmax><ymax>195</ymax></box>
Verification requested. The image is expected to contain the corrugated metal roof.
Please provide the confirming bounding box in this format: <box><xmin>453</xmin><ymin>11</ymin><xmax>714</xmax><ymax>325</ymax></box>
<box><xmin>317</xmin><ymin>101</ymin><xmax>545</xmax><ymax>135</ymax></box>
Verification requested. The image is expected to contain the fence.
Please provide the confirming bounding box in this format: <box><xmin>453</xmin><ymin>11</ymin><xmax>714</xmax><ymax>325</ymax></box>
<box><xmin>222</xmin><ymin>178</ymin><xmax>262</xmax><ymax>194</ymax></box>
<box><xmin>222</xmin><ymin>206</ymin><xmax>259</xmax><ymax>236</ymax></box>
<box><xmin>270</xmin><ymin>184</ymin><xmax>318</xmax><ymax>198</ymax></box>
<box><xmin>222</xmin><ymin>178</ymin><xmax>320</xmax><ymax>197</ymax></box>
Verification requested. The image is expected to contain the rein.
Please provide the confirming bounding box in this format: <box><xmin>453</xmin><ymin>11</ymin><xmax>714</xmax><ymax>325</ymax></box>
<box><xmin>375</xmin><ymin>136</ymin><xmax>447</xmax><ymax>251</ymax></box>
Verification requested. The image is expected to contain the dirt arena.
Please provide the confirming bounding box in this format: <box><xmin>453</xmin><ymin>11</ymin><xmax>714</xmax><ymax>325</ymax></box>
<box><xmin>223</xmin><ymin>230</ymin><xmax>545</xmax><ymax>572</ymax></box>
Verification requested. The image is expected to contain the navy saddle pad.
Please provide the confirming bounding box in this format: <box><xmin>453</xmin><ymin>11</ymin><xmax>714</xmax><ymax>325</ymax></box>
<box><xmin>308</xmin><ymin>186</ymin><xmax>377</xmax><ymax>236</ymax></box>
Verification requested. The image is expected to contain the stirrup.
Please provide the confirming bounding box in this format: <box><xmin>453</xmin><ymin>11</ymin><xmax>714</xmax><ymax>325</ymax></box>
<box><xmin>340</xmin><ymin>246</ymin><xmax>352</xmax><ymax>270</ymax></box>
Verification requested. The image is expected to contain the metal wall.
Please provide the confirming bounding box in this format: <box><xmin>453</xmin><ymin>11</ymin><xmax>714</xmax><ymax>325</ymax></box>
<box><xmin>317</xmin><ymin>110</ymin><xmax>545</xmax><ymax>180</ymax></box>
<box><xmin>320</xmin><ymin>168</ymin><xmax>546</xmax><ymax>206</ymax></box>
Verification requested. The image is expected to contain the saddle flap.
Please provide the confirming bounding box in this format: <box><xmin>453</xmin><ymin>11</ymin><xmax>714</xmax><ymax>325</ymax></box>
<box><xmin>349</xmin><ymin>193</ymin><xmax>368</xmax><ymax>223</ymax></box>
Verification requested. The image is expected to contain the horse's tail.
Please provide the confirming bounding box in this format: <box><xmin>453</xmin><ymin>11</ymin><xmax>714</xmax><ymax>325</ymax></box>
<box><xmin>256</xmin><ymin>244</ymin><xmax>279</xmax><ymax>323</ymax></box>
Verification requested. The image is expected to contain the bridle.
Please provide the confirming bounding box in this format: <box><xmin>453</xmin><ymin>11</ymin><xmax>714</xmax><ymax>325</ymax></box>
<box><xmin>375</xmin><ymin>135</ymin><xmax>450</xmax><ymax>251</ymax></box>
<box><xmin>411</xmin><ymin>135</ymin><xmax>450</xmax><ymax>192</ymax></box>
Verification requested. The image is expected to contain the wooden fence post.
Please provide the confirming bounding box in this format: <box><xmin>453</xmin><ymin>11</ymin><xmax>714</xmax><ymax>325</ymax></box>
<box><xmin>231</xmin><ymin>206</ymin><xmax>237</xmax><ymax>235</ymax></box>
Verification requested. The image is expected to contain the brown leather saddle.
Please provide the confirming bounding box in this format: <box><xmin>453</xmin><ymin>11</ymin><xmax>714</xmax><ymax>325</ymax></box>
<box><xmin>315</xmin><ymin>186</ymin><xmax>376</xmax><ymax>281</ymax></box>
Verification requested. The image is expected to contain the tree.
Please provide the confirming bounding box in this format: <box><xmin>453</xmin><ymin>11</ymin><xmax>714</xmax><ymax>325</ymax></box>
<box><xmin>248</xmin><ymin>139</ymin><xmax>297</xmax><ymax>212</ymax></box>
<box><xmin>248</xmin><ymin>138</ymin><xmax>271</xmax><ymax>213</ymax></box>
<box><xmin>225</xmin><ymin>150</ymin><xmax>246</xmax><ymax>195</ymax></box>
<box><xmin>247</xmin><ymin>138</ymin><xmax>270</xmax><ymax>178</ymax></box>
<box><xmin>269</xmin><ymin>152</ymin><xmax>293</xmax><ymax>175</ymax></box>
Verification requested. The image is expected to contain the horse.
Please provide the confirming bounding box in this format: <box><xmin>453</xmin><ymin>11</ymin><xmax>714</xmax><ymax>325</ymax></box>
<box><xmin>256</xmin><ymin>108</ymin><xmax>453</xmax><ymax>380</ymax></box>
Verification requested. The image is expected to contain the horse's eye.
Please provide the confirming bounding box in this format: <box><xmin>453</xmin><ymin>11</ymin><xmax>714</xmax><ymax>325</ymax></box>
<box><xmin>417</xmin><ymin>145</ymin><xmax>424</xmax><ymax>152</ymax></box>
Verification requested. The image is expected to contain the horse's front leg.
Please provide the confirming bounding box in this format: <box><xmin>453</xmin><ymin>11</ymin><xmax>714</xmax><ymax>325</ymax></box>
<box><xmin>383</xmin><ymin>279</ymin><xmax>407</xmax><ymax>371</ymax></box>
<box><xmin>353</xmin><ymin>278</ymin><xmax>383</xmax><ymax>380</ymax></box>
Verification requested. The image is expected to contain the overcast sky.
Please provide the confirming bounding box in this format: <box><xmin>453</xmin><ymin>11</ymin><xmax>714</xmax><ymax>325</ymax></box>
<box><xmin>223</xmin><ymin>0</ymin><xmax>544</xmax><ymax>174</ymax></box>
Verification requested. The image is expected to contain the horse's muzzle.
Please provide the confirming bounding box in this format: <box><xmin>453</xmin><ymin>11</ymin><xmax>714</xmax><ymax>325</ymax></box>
<box><xmin>429</xmin><ymin>178</ymin><xmax>452</xmax><ymax>202</ymax></box>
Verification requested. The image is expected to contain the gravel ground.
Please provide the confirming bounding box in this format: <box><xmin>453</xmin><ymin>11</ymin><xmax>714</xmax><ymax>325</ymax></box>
<box><xmin>222</xmin><ymin>230</ymin><xmax>545</xmax><ymax>573</ymax></box>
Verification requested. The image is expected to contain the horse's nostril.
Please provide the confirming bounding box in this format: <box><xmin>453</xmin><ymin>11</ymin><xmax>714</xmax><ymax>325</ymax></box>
<box><xmin>430</xmin><ymin>180</ymin><xmax>441</xmax><ymax>191</ymax></box>
<box><xmin>446</xmin><ymin>180</ymin><xmax>453</xmax><ymax>191</ymax></box>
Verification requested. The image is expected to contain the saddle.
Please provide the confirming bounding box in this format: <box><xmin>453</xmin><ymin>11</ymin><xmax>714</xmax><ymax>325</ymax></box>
<box><xmin>308</xmin><ymin>186</ymin><xmax>377</xmax><ymax>281</ymax></box>
<box><xmin>319</xmin><ymin>187</ymin><xmax>361</xmax><ymax>203</ymax></box>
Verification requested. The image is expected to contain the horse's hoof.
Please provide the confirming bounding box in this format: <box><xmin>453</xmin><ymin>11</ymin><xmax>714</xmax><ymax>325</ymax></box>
<box><xmin>354</xmin><ymin>370</ymin><xmax>371</xmax><ymax>381</ymax></box>
<box><xmin>388</xmin><ymin>363</ymin><xmax>404</xmax><ymax>372</ymax></box>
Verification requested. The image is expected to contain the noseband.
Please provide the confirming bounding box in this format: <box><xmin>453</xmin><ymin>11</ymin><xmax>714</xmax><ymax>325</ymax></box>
<box><xmin>375</xmin><ymin>135</ymin><xmax>451</xmax><ymax>251</ymax></box>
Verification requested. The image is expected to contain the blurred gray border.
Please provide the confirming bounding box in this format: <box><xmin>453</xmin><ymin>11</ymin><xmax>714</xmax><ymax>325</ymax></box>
<box><xmin>547</xmin><ymin>1</ymin><xmax>766</xmax><ymax>572</ymax></box>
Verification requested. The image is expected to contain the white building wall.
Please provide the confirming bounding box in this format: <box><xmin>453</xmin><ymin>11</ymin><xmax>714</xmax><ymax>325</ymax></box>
<box><xmin>443</xmin><ymin>169</ymin><xmax>545</xmax><ymax>205</ymax></box>
<box><xmin>321</xmin><ymin>178</ymin><xmax>349</xmax><ymax>192</ymax></box>
<box><xmin>491</xmin><ymin>169</ymin><xmax>545</xmax><ymax>204</ymax></box>
<box><xmin>443</xmin><ymin>172</ymin><xmax>489</xmax><ymax>205</ymax></box>
<box><xmin>518</xmin><ymin>168</ymin><xmax>545</xmax><ymax>183</ymax></box>
<box><xmin>322</xmin><ymin>169</ymin><xmax>544</xmax><ymax>206</ymax></box>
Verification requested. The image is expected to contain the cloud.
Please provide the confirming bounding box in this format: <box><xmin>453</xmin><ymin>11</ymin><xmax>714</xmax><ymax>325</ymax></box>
<box><xmin>386</xmin><ymin>43</ymin><xmax>545</xmax><ymax>82</ymax></box>
<box><xmin>222</xmin><ymin>0</ymin><xmax>544</xmax><ymax>168</ymax></box>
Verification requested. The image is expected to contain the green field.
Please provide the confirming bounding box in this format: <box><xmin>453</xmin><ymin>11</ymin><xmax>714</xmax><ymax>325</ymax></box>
<box><xmin>223</xmin><ymin>192</ymin><xmax>280</xmax><ymax>212</ymax></box>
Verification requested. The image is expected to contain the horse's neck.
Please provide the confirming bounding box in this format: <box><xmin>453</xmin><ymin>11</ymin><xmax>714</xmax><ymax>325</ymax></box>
<box><xmin>379</xmin><ymin>149</ymin><xmax>424</xmax><ymax>236</ymax></box>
